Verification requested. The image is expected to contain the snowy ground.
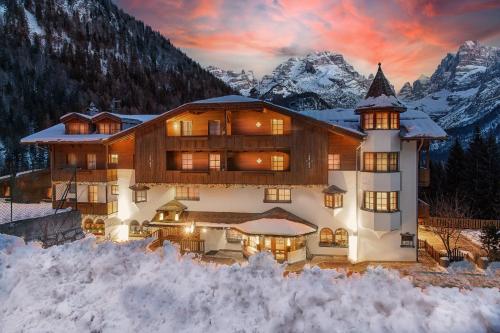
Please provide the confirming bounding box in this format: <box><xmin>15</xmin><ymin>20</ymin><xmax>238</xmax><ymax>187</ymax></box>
<box><xmin>1</xmin><ymin>234</ymin><xmax>499</xmax><ymax>333</ymax></box>
<box><xmin>0</xmin><ymin>200</ymin><xmax>70</xmax><ymax>224</ymax></box>
<box><xmin>462</xmin><ymin>229</ymin><xmax>482</xmax><ymax>247</ymax></box>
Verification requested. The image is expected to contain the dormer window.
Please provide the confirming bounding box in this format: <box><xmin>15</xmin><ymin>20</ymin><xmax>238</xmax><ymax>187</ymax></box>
<box><xmin>97</xmin><ymin>122</ymin><xmax>121</xmax><ymax>134</ymax></box>
<box><xmin>67</xmin><ymin>122</ymin><xmax>89</xmax><ymax>134</ymax></box>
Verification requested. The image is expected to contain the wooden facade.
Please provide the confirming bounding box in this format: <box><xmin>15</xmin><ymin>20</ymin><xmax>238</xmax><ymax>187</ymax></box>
<box><xmin>53</xmin><ymin>200</ymin><xmax>118</xmax><ymax>216</ymax></box>
<box><xmin>327</xmin><ymin>132</ymin><xmax>360</xmax><ymax>170</ymax></box>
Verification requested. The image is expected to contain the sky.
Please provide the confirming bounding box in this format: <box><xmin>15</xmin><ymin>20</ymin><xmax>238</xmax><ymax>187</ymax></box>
<box><xmin>113</xmin><ymin>0</ymin><xmax>500</xmax><ymax>89</ymax></box>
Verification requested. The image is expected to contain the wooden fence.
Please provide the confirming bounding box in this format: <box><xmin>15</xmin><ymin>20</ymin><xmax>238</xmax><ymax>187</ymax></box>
<box><xmin>418</xmin><ymin>239</ymin><xmax>464</xmax><ymax>263</ymax></box>
<box><xmin>420</xmin><ymin>217</ymin><xmax>500</xmax><ymax>229</ymax></box>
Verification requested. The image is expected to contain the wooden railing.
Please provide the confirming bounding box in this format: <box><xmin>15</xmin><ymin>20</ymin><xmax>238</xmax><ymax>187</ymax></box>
<box><xmin>152</xmin><ymin>229</ymin><xmax>205</xmax><ymax>253</ymax></box>
<box><xmin>421</xmin><ymin>217</ymin><xmax>500</xmax><ymax>229</ymax></box>
<box><xmin>418</xmin><ymin>239</ymin><xmax>444</xmax><ymax>262</ymax></box>
<box><xmin>418</xmin><ymin>168</ymin><xmax>430</xmax><ymax>187</ymax></box>
<box><xmin>53</xmin><ymin>200</ymin><xmax>118</xmax><ymax>216</ymax></box>
<box><xmin>52</xmin><ymin>168</ymin><xmax>117</xmax><ymax>182</ymax></box>
<box><xmin>165</xmin><ymin>135</ymin><xmax>292</xmax><ymax>151</ymax></box>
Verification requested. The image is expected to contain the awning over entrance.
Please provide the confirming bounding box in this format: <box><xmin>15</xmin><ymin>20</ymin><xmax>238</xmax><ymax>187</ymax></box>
<box><xmin>150</xmin><ymin>207</ymin><xmax>317</xmax><ymax>237</ymax></box>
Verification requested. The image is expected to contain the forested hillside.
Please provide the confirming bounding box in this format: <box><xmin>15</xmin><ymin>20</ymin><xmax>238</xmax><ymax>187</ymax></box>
<box><xmin>0</xmin><ymin>0</ymin><xmax>233</xmax><ymax>172</ymax></box>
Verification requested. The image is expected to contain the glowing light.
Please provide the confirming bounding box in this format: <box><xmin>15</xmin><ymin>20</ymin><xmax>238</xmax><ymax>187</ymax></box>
<box><xmin>201</xmin><ymin>228</ymin><xmax>207</xmax><ymax>233</ymax></box>
<box><xmin>175</xmin><ymin>212</ymin><xmax>179</xmax><ymax>221</ymax></box>
<box><xmin>256</xmin><ymin>158</ymin><xmax>262</xmax><ymax>164</ymax></box>
<box><xmin>286</xmin><ymin>238</ymin><xmax>291</xmax><ymax>247</ymax></box>
<box><xmin>159</xmin><ymin>212</ymin><xmax>164</xmax><ymax>221</ymax></box>
<box><xmin>255</xmin><ymin>122</ymin><xmax>261</xmax><ymax>128</ymax></box>
<box><xmin>184</xmin><ymin>221</ymin><xmax>195</xmax><ymax>234</ymax></box>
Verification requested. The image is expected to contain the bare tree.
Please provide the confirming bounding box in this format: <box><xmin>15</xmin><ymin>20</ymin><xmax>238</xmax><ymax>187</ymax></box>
<box><xmin>426</xmin><ymin>194</ymin><xmax>471</xmax><ymax>258</ymax></box>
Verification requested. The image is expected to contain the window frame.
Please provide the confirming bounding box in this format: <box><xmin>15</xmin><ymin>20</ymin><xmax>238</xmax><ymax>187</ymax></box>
<box><xmin>362</xmin><ymin>112</ymin><xmax>400</xmax><ymax>130</ymax></box>
<box><xmin>88</xmin><ymin>185</ymin><xmax>98</xmax><ymax>203</ymax></box>
<box><xmin>181</xmin><ymin>153</ymin><xmax>193</xmax><ymax>170</ymax></box>
<box><xmin>363</xmin><ymin>152</ymin><xmax>399</xmax><ymax>172</ymax></box>
<box><xmin>264</xmin><ymin>188</ymin><xmax>291</xmax><ymax>203</ymax></box>
<box><xmin>67</xmin><ymin>153</ymin><xmax>77</xmax><ymax>167</ymax></box>
<box><xmin>271</xmin><ymin>154</ymin><xmax>285</xmax><ymax>171</ymax></box>
<box><xmin>363</xmin><ymin>191</ymin><xmax>399</xmax><ymax>212</ymax></box>
<box><xmin>180</xmin><ymin>120</ymin><xmax>193</xmax><ymax>136</ymax></box>
<box><xmin>328</xmin><ymin>153</ymin><xmax>341</xmax><ymax>170</ymax></box>
<box><xmin>319</xmin><ymin>228</ymin><xmax>334</xmax><ymax>247</ymax></box>
<box><xmin>271</xmin><ymin>118</ymin><xmax>284</xmax><ymax>135</ymax></box>
<box><xmin>108</xmin><ymin>153</ymin><xmax>119</xmax><ymax>164</ymax></box>
<box><xmin>87</xmin><ymin>153</ymin><xmax>97</xmax><ymax>170</ymax></box>
<box><xmin>324</xmin><ymin>193</ymin><xmax>343</xmax><ymax>209</ymax></box>
<box><xmin>209</xmin><ymin>153</ymin><xmax>221</xmax><ymax>171</ymax></box>
<box><xmin>111</xmin><ymin>184</ymin><xmax>119</xmax><ymax>195</ymax></box>
<box><xmin>134</xmin><ymin>190</ymin><xmax>147</xmax><ymax>203</ymax></box>
<box><xmin>175</xmin><ymin>186</ymin><xmax>200</xmax><ymax>201</ymax></box>
<box><xmin>334</xmin><ymin>228</ymin><xmax>349</xmax><ymax>248</ymax></box>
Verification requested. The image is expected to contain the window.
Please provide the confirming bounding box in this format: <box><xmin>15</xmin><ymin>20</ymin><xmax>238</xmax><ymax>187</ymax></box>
<box><xmin>363</xmin><ymin>113</ymin><xmax>374</xmax><ymax>129</ymax></box>
<box><xmin>271</xmin><ymin>119</ymin><xmax>284</xmax><ymax>135</ymax></box>
<box><xmin>325</xmin><ymin>193</ymin><xmax>343</xmax><ymax>208</ymax></box>
<box><xmin>108</xmin><ymin>154</ymin><xmax>119</xmax><ymax>164</ymax></box>
<box><xmin>208</xmin><ymin>120</ymin><xmax>221</xmax><ymax>136</ymax></box>
<box><xmin>129</xmin><ymin>220</ymin><xmax>141</xmax><ymax>236</ymax></box>
<box><xmin>98</xmin><ymin>122</ymin><xmax>120</xmax><ymax>134</ymax></box>
<box><xmin>334</xmin><ymin>228</ymin><xmax>349</xmax><ymax>248</ymax></box>
<box><xmin>88</xmin><ymin>185</ymin><xmax>98</xmax><ymax>203</ymax></box>
<box><xmin>271</xmin><ymin>155</ymin><xmax>285</xmax><ymax>171</ymax></box>
<box><xmin>181</xmin><ymin>153</ymin><xmax>193</xmax><ymax>170</ymax></box>
<box><xmin>69</xmin><ymin>183</ymin><xmax>76</xmax><ymax>194</ymax></box>
<box><xmin>328</xmin><ymin>154</ymin><xmax>341</xmax><ymax>170</ymax></box>
<box><xmin>400</xmin><ymin>233</ymin><xmax>415</xmax><ymax>248</ymax></box>
<box><xmin>111</xmin><ymin>185</ymin><xmax>119</xmax><ymax>195</ymax></box>
<box><xmin>67</xmin><ymin>122</ymin><xmax>88</xmax><ymax>134</ymax></box>
<box><xmin>67</xmin><ymin>153</ymin><xmax>77</xmax><ymax>167</ymax></box>
<box><xmin>134</xmin><ymin>190</ymin><xmax>147</xmax><ymax>203</ymax></box>
<box><xmin>375</xmin><ymin>112</ymin><xmax>389</xmax><ymax>129</ymax></box>
<box><xmin>264</xmin><ymin>188</ymin><xmax>291</xmax><ymax>203</ymax></box>
<box><xmin>363</xmin><ymin>191</ymin><xmax>399</xmax><ymax>212</ymax></box>
<box><xmin>390</xmin><ymin>113</ymin><xmax>399</xmax><ymax>129</ymax></box>
<box><xmin>181</xmin><ymin>121</ymin><xmax>192</xmax><ymax>136</ymax></box>
<box><xmin>319</xmin><ymin>228</ymin><xmax>334</xmax><ymax>246</ymax></box>
<box><xmin>363</xmin><ymin>152</ymin><xmax>399</xmax><ymax>172</ymax></box>
<box><xmin>226</xmin><ymin>229</ymin><xmax>242</xmax><ymax>243</ymax></box>
<box><xmin>175</xmin><ymin>186</ymin><xmax>199</xmax><ymax>200</ymax></box>
<box><xmin>209</xmin><ymin>153</ymin><xmax>221</xmax><ymax>170</ymax></box>
<box><xmin>87</xmin><ymin>153</ymin><xmax>96</xmax><ymax>170</ymax></box>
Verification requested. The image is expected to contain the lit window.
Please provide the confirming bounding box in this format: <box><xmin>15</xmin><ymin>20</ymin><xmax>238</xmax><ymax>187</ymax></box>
<box><xmin>98</xmin><ymin>122</ymin><xmax>120</xmax><ymax>134</ymax></box>
<box><xmin>264</xmin><ymin>188</ymin><xmax>291</xmax><ymax>203</ymax></box>
<box><xmin>364</xmin><ymin>152</ymin><xmax>398</xmax><ymax>172</ymax></box>
<box><xmin>109</xmin><ymin>154</ymin><xmax>119</xmax><ymax>164</ymax></box>
<box><xmin>363</xmin><ymin>113</ymin><xmax>374</xmax><ymax>129</ymax></box>
<box><xmin>69</xmin><ymin>183</ymin><xmax>76</xmax><ymax>194</ymax></box>
<box><xmin>226</xmin><ymin>229</ymin><xmax>242</xmax><ymax>243</ymax></box>
<box><xmin>134</xmin><ymin>190</ymin><xmax>147</xmax><ymax>203</ymax></box>
<box><xmin>375</xmin><ymin>112</ymin><xmax>389</xmax><ymax>129</ymax></box>
<box><xmin>111</xmin><ymin>185</ymin><xmax>119</xmax><ymax>195</ymax></box>
<box><xmin>175</xmin><ymin>186</ymin><xmax>199</xmax><ymax>200</ymax></box>
<box><xmin>209</xmin><ymin>153</ymin><xmax>221</xmax><ymax>170</ymax></box>
<box><xmin>181</xmin><ymin>153</ymin><xmax>193</xmax><ymax>170</ymax></box>
<box><xmin>364</xmin><ymin>153</ymin><xmax>375</xmax><ymax>171</ymax></box>
<box><xmin>67</xmin><ymin>122</ymin><xmax>88</xmax><ymax>134</ymax></box>
<box><xmin>271</xmin><ymin>155</ymin><xmax>285</xmax><ymax>171</ymax></box>
<box><xmin>363</xmin><ymin>191</ymin><xmax>399</xmax><ymax>212</ymax></box>
<box><xmin>271</xmin><ymin>119</ymin><xmax>284</xmax><ymax>135</ymax></box>
<box><xmin>87</xmin><ymin>153</ymin><xmax>97</xmax><ymax>170</ymax></box>
<box><xmin>389</xmin><ymin>153</ymin><xmax>398</xmax><ymax>171</ymax></box>
<box><xmin>67</xmin><ymin>153</ymin><xmax>77</xmax><ymax>167</ymax></box>
<box><xmin>88</xmin><ymin>185</ymin><xmax>98</xmax><ymax>203</ymax></box>
<box><xmin>328</xmin><ymin>154</ymin><xmax>341</xmax><ymax>170</ymax></box>
<box><xmin>208</xmin><ymin>120</ymin><xmax>221</xmax><ymax>136</ymax></box>
<box><xmin>181</xmin><ymin>121</ymin><xmax>192</xmax><ymax>136</ymax></box>
<box><xmin>334</xmin><ymin>228</ymin><xmax>349</xmax><ymax>248</ymax></box>
<box><xmin>319</xmin><ymin>228</ymin><xmax>334</xmax><ymax>246</ymax></box>
<box><xmin>376</xmin><ymin>153</ymin><xmax>388</xmax><ymax>172</ymax></box>
<box><xmin>390</xmin><ymin>113</ymin><xmax>399</xmax><ymax>129</ymax></box>
<box><xmin>325</xmin><ymin>193</ymin><xmax>343</xmax><ymax>208</ymax></box>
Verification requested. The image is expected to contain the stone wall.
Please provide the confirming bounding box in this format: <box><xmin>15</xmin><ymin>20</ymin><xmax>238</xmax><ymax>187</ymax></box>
<box><xmin>0</xmin><ymin>211</ymin><xmax>84</xmax><ymax>246</ymax></box>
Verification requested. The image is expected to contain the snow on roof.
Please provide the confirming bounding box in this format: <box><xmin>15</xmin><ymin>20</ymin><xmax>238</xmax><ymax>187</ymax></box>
<box><xmin>191</xmin><ymin>95</ymin><xmax>261</xmax><ymax>104</ymax></box>
<box><xmin>0</xmin><ymin>200</ymin><xmax>71</xmax><ymax>224</ymax></box>
<box><xmin>298</xmin><ymin>108</ymin><xmax>446</xmax><ymax>139</ymax></box>
<box><xmin>0</xmin><ymin>169</ymin><xmax>45</xmax><ymax>181</ymax></box>
<box><xmin>21</xmin><ymin>114</ymin><xmax>157</xmax><ymax>144</ymax></box>
<box><xmin>355</xmin><ymin>94</ymin><xmax>406</xmax><ymax>110</ymax></box>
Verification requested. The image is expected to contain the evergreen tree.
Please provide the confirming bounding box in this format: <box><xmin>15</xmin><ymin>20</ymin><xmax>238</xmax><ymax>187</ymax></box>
<box><xmin>444</xmin><ymin>138</ymin><xmax>465</xmax><ymax>197</ymax></box>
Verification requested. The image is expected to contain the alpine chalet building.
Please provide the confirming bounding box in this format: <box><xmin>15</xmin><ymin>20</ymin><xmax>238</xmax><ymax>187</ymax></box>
<box><xmin>21</xmin><ymin>65</ymin><xmax>446</xmax><ymax>263</ymax></box>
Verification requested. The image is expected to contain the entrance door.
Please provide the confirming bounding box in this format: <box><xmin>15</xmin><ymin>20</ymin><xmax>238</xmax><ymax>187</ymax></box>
<box><xmin>274</xmin><ymin>237</ymin><xmax>286</xmax><ymax>262</ymax></box>
<box><xmin>208</xmin><ymin>120</ymin><xmax>221</xmax><ymax>136</ymax></box>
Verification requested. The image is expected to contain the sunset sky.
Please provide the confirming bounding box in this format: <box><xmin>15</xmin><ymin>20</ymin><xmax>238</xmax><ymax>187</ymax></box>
<box><xmin>114</xmin><ymin>0</ymin><xmax>500</xmax><ymax>89</ymax></box>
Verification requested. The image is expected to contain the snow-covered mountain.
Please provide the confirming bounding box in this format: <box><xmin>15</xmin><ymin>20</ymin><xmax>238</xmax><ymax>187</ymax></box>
<box><xmin>211</xmin><ymin>51</ymin><xmax>371</xmax><ymax>110</ymax></box>
<box><xmin>398</xmin><ymin>41</ymin><xmax>499</xmax><ymax>154</ymax></box>
<box><xmin>207</xmin><ymin>66</ymin><xmax>257</xmax><ymax>96</ymax></box>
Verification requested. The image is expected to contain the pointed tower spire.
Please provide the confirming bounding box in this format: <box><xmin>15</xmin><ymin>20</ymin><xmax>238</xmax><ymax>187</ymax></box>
<box><xmin>365</xmin><ymin>63</ymin><xmax>395</xmax><ymax>99</ymax></box>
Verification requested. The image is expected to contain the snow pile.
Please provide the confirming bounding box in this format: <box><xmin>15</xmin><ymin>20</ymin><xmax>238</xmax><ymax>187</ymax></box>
<box><xmin>462</xmin><ymin>229</ymin><xmax>482</xmax><ymax>246</ymax></box>
<box><xmin>0</xmin><ymin>200</ymin><xmax>70</xmax><ymax>224</ymax></box>
<box><xmin>1</xmin><ymin>235</ymin><xmax>499</xmax><ymax>332</ymax></box>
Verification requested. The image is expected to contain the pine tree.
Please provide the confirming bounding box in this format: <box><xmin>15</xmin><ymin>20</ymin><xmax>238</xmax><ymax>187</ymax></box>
<box><xmin>444</xmin><ymin>138</ymin><xmax>465</xmax><ymax>197</ymax></box>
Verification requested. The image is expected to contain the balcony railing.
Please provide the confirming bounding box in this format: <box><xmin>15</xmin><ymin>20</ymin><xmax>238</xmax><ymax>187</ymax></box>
<box><xmin>52</xmin><ymin>168</ymin><xmax>117</xmax><ymax>183</ymax></box>
<box><xmin>165</xmin><ymin>135</ymin><xmax>292</xmax><ymax>150</ymax></box>
<box><xmin>53</xmin><ymin>200</ymin><xmax>118</xmax><ymax>216</ymax></box>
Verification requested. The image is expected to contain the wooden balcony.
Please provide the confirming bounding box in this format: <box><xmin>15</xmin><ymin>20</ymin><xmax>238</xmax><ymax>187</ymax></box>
<box><xmin>150</xmin><ymin>229</ymin><xmax>205</xmax><ymax>253</ymax></box>
<box><xmin>52</xmin><ymin>168</ymin><xmax>118</xmax><ymax>183</ymax></box>
<box><xmin>53</xmin><ymin>200</ymin><xmax>118</xmax><ymax>216</ymax></box>
<box><xmin>165</xmin><ymin>135</ymin><xmax>292</xmax><ymax>151</ymax></box>
<box><xmin>162</xmin><ymin>170</ymin><xmax>293</xmax><ymax>185</ymax></box>
<box><xmin>418</xmin><ymin>168</ymin><xmax>430</xmax><ymax>187</ymax></box>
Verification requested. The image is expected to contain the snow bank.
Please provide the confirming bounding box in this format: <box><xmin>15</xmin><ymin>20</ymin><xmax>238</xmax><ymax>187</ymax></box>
<box><xmin>0</xmin><ymin>235</ymin><xmax>499</xmax><ymax>333</ymax></box>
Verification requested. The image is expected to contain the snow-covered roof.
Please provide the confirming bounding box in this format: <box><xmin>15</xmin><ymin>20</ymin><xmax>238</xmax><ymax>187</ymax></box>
<box><xmin>21</xmin><ymin>114</ymin><xmax>157</xmax><ymax>144</ymax></box>
<box><xmin>298</xmin><ymin>109</ymin><xmax>446</xmax><ymax>139</ymax></box>
<box><xmin>191</xmin><ymin>95</ymin><xmax>261</xmax><ymax>104</ymax></box>
<box><xmin>0</xmin><ymin>200</ymin><xmax>71</xmax><ymax>224</ymax></box>
<box><xmin>235</xmin><ymin>218</ymin><xmax>316</xmax><ymax>236</ymax></box>
<box><xmin>0</xmin><ymin>169</ymin><xmax>45</xmax><ymax>181</ymax></box>
<box><xmin>355</xmin><ymin>94</ymin><xmax>406</xmax><ymax>110</ymax></box>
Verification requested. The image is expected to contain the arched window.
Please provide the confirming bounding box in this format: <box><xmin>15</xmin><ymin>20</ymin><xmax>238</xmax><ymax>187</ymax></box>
<box><xmin>334</xmin><ymin>228</ymin><xmax>349</xmax><ymax>248</ymax></box>
<box><xmin>94</xmin><ymin>219</ymin><xmax>105</xmax><ymax>236</ymax></box>
<box><xmin>319</xmin><ymin>228</ymin><xmax>334</xmax><ymax>247</ymax></box>
<box><xmin>83</xmin><ymin>218</ymin><xmax>94</xmax><ymax>233</ymax></box>
<box><xmin>129</xmin><ymin>220</ymin><xmax>140</xmax><ymax>236</ymax></box>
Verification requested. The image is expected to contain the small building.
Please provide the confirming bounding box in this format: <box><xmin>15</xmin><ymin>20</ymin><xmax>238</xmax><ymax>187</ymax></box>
<box><xmin>21</xmin><ymin>64</ymin><xmax>446</xmax><ymax>263</ymax></box>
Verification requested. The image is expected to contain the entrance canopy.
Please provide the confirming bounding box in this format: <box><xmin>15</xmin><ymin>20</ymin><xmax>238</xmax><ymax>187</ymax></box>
<box><xmin>234</xmin><ymin>218</ymin><xmax>316</xmax><ymax>236</ymax></box>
